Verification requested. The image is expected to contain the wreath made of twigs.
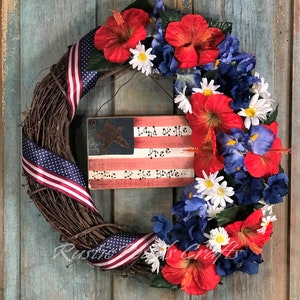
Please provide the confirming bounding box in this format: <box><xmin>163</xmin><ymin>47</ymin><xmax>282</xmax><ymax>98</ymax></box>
<box><xmin>21</xmin><ymin>0</ymin><xmax>289</xmax><ymax>296</ymax></box>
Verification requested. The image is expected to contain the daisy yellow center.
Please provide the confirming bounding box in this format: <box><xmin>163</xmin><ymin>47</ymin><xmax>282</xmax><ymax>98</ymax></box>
<box><xmin>203</xmin><ymin>88</ymin><xmax>213</xmax><ymax>97</ymax></box>
<box><xmin>215</xmin><ymin>234</ymin><xmax>225</xmax><ymax>244</ymax></box>
<box><xmin>217</xmin><ymin>187</ymin><xmax>225</xmax><ymax>197</ymax></box>
<box><xmin>226</xmin><ymin>139</ymin><xmax>236</xmax><ymax>146</ymax></box>
<box><xmin>264</xmin><ymin>221</ymin><xmax>270</xmax><ymax>227</ymax></box>
<box><xmin>138</xmin><ymin>52</ymin><xmax>147</xmax><ymax>62</ymax></box>
<box><xmin>245</xmin><ymin>107</ymin><xmax>256</xmax><ymax>117</ymax></box>
<box><xmin>205</xmin><ymin>180</ymin><xmax>214</xmax><ymax>188</ymax></box>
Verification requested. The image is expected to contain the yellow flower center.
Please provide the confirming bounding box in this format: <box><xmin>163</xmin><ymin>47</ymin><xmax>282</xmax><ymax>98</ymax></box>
<box><xmin>264</xmin><ymin>221</ymin><xmax>270</xmax><ymax>227</ymax></box>
<box><xmin>138</xmin><ymin>52</ymin><xmax>147</xmax><ymax>62</ymax></box>
<box><xmin>203</xmin><ymin>88</ymin><xmax>213</xmax><ymax>97</ymax></box>
<box><xmin>217</xmin><ymin>187</ymin><xmax>225</xmax><ymax>197</ymax></box>
<box><xmin>226</xmin><ymin>139</ymin><xmax>236</xmax><ymax>146</ymax></box>
<box><xmin>216</xmin><ymin>234</ymin><xmax>225</xmax><ymax>244</ymax></box>
<box><xmin>250</xmin><ymin>133</ymin><xmax>259</xmax><ymax>141</ymax></box>
<box><xmin>205</xmin><ymin>180</ymin><xmax>214</xmax><ymax>188</ymax></box>
<box><xmin>245</xmin><ymin>107</ymin><xmax>256</xmax><ymax>117</ymax></box>
<box><xmin>189</xmin><ymin>192</ymin><xmax>193</xmax><ymax>199</ymax></box>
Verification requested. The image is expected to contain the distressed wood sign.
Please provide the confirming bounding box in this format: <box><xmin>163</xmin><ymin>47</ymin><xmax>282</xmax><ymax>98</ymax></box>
<box><xmin>87</xmin><ymin>116</ymin><xmax>195</xmax><ymax>189</ymax></box>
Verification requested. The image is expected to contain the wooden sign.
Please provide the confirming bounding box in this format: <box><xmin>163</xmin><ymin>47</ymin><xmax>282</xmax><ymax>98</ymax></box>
<box><xmin>87</xmin><ymin>116</ymin><xmax>195</xmax><ymax>189</ymax></box>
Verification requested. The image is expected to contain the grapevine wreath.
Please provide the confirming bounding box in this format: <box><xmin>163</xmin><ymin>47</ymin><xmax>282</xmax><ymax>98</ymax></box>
<box><xmin>22</xmin><ymin>0</ymin><xmax>289</xmax><ymax>296</ymax></box>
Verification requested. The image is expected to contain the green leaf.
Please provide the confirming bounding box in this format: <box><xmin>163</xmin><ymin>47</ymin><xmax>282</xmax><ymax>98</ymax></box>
<box><xmin>86</xmin><ymin>48</ymin><xmax>120</xmax><ymax>72</ymax></box>
<box><xmin>124</xmin><ymin>0</ymin><xmax>152</xmax><ymax>13</ymax></box>
<box><xmin>160</xmin><ymin>9</ymin><xmax>184</xmax><ymax>31</ymax></box>
<box><xmin>150</xmin><ymin>274</ymin><xmax>179</xmax><ymax>289</ymax></box>
<box><xmin>216</xmin><ymin>205</ymin><xmax>242</xmax><ymax>227</ymax></box>
<box><xmin>203</xmin><ymin>69</ymin><xmax>218</xmax><ymax>82</ymax></box>
<box><xmin>264</xmin><ymin>105</ymin><xmax>279</xmax><ymax>125</ymax></box>
<box><xmin>208</xmin><ymin>20</ymin><xmax>232</xmax><ymax>34</ymax></box>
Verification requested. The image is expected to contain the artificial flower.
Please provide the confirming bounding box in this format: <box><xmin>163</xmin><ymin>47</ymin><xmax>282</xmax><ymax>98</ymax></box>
<box><xmin>151</xmin><ymin>214</ymin><xmax>173</xmax><ymax>243</ymax></box>
<box><xmin>162</xmin><ymin>245</ymin><xmax>220</xmax><ymax>295</ymax></box>
<box><xmin>234</xmin><ymin>170</ymin><xmax>265</xmax><ymax>205</ymax></box>
<box><xmin>238</xmin><ymin>94</ymin><xmax>273</xmax><ymax>129</ymax></box>
<box><xmin>205</xmin><ymin>227</ymin><xmax>230</xmax><ymax>253</ymax></box>
<box><xmin>251</xmin><ymin>72</ymin><xmax>272</xmax><ymax>100</ymax></box>
<box><xmin>165</xmin><ymin>14</ymin><xmax>225</xmax><ymax>68</ymax></box>
<box><xmin>184</xmin><ymin>196</ymin><xmax>207</xmax><ymax>221</ymax></box>
<box><xmin>205</xmin><ymin>181</ymin><xmax>235</xmax><ymax>208</ymax></box>
<box><xmin>263</xmin><ymin>173</ymin><xmax>289</xmax><ymax>204</ymax></box>
<box><xmin>223</xmin><ymin>209</ymin><xmax>273</xmax><ymax>256</ymax></box>
<box><xmin>244</xmin><ymin>137</ymin><xmax>282</xmax><ymax>178</ymax></box>
<box><xmin>142</xmin><ymin>250</ymin><xmax>161</xmax><ymax>273</ymax></box>
<box><xmin>174</xmin><ymin>86</ymin><xmax>192</xmax><ymax>113</ymax></box>
<box><xmin>207</xmin><ymin>206</ymin><xmax>224</xmax><ymax>220</ymax></box>
<box><xmin>94</xmin><ymin>8</ymin><xmax>149</xmax><ymax>63</ymax></box>
<box><xmin>170</xmin><ymin>217</ymin><xmax>207</xmax><ymax>251</ymax></box>
<box><xmin>257</xmin><ymin>215</ymin><xmax>277</xmax><ymax>234</ymax></box>
<box><xmin>193</xmin><ymin>139</ymin><xmax>225</xmax><ymax>175</ymax></box>
<box><xmin>187</xmin><ymin>93</ymin><xmax>244</xmax><ymax>143</ymax></box>
<box><xmin>247</xmin><ymin>125</ymin><xmax>275</xmax><ymax>155</ymax></box>
<box><xmin>129</xmin><ymin>43</ymin><xmax>156</xmax><ymax>75</ymax></box>
<box><xmin>216</xmin><ymin>248</ymin><xmax>263</xmax><ymax>276</ymax></box>
<box><xmin>195</xmin><ymin>171</ymin><xmax>224</xmax><ymax>197</ymax></box>
<box><xmin>150</xmin><ymin>237</ymin><xmax>169</xmax><ymax>260</ymax></box>
<box><xmin>192</xmin><ymin>78</ymin><xmax>221</xmax><ymax>96</ymax></box>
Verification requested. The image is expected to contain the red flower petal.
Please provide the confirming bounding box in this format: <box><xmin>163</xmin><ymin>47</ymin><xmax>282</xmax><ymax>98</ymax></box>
<box><xmin>223</xmin><ymin>209</ymin><xmax>273</xmax><ymax>256</ymax></box>
<box><xmin>245</xmin><ymin>137</ymin><xmax>282</xmax><ymax>178</ymax></box>
<box><xmin>94</xmin><ymin>8</ymin><xmax>149</xmax><ymax>63</ymax></box>
<box><xmin>165</xmin><ymin>14</ymin><xmax>225</xmax><ymax>68</ymax></box>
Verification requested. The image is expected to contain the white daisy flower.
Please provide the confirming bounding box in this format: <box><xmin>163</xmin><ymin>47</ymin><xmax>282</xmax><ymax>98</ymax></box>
<box><xmin>207</xmin><ymin>206</ymin><xmax>225</xmax><ymax>220</ymax></box>
<box><xmin>238</xmin><ymin>94</ymin><xmax>273</xmax><ymax>129</ymax></box>
<box><xmin>129</xmin><ymin>43</ymin><xmax>156</xmax><ymax>76</ymax></box>
<box><xmin>195</xmin><ymin>171</ymin><xmax>224</xmax><ymax>197</ymax></box>
<box><xmin>257</xmin><ymin>215</ymin><xmax>277</xmax><ymax>234</ymax></box>
<box><xmin>251</xmin><ymin>72</ymin><xmax>271</xmax><ymax>99</ymax></box>
<box><xmin>174</xmin><ymin>86</ymin><xmax>192</xmax><ymax>114</ymax></box>
<box><xmin>150</xmin><ymin>238</ymin><xmax>169</xmax><ymax>260</ymax></box>
<box><xmin>206</xmin><ymin>181</ymin><xmax>234</xmax><ymax>208</ymax></box>
<box><xmin>205</xmin><ymin>227</ymin><xmax>230</xmax><ymax>253</ymax></box>
<box><xmin>192</xmin><ymin>78</ymin><xmax>221</xmax><ymax>96</ymax></box>
<box><xmin>142</xmin><ymin>250</ymin><xmax>161</xmax><ymax>274</ymax></box>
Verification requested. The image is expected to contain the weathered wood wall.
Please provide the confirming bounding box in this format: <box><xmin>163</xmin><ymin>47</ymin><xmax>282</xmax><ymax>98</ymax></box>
<box><xmin>1</xmin><ymin>0</ymin><xmax>299</xmax><ymax>299</ymax></box>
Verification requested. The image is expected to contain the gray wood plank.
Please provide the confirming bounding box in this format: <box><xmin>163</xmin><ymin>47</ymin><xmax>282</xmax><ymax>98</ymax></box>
<box><xmin>290</xmin><ymin>0</ymin><xmax>300</xmax><ymax>298</ymax></box>
<box><xmin>2</xmin><ymin>1</ymin><xmax>21</xmax><ymax>299</ymax></box>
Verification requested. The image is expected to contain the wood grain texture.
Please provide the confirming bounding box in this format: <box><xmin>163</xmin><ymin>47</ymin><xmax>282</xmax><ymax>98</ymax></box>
<box><xmin>2</xmin><ymin>0</ymin><xmax>296</xmax><ymax>299</ymax></box>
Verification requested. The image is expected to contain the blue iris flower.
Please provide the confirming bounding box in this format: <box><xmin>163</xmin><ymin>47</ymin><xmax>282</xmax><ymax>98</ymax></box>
<box><xmin>234</xmin><ymin>170</ymin><xmax>264</xmax><ymax>205</ymax></box>
<box><xmin>151</xmin><ymin>214</ymin><xmax>173</xmax><ymax>243</ymax></box>
<box><xmin>263</xmin><ymin>173</ymin><xmax>289</xmax><ymax>204</ymax></box>
<box><xmin>216</xmin><ymin>248</ymin><xmax>263</xmax><ymax>277</ymax></box>
<box><xmin>184</xmin><ymin>197</ymin><xmax>207</xmax><ymax>221</ymax></box>
<box><xmin>170</xmin><ymin>217</ymin><xmax>208</xmax><ymax>251</ymax></box>
<box><xmin>247</xmin><ymin>125</ymin><xmax>275</xmax><ymax>155</ymax></box>
<box><xmin>217</xmin><ymin>129</ymin><xmax>248</xmax><ymax>174</ymax></box>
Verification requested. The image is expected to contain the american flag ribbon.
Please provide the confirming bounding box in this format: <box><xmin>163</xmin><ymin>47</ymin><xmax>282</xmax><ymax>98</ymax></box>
<box><xmin>23</xmin><ymin>27</ymin><xmax>157</xmax><ymax>269</ymax></box>
<box><xmin>87</xmin><ymin>232</ymin><xmax>157</xmax><ymax>270</ymax></box>
<box><xmin>67</xmin><ymin>28</ymin><xmax>100</xmax><ymax>120</ymax></box>
<box><xmin>22</xmin><ymin>135</ymin><xmax>98</xmax><ymax>213</ymax></box>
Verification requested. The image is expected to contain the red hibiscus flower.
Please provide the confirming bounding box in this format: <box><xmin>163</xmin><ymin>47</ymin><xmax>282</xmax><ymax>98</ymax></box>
<box><xmin>192</xmin><ymin>131</ymin><xmax>224</xmax><ymax>176</ymax></box>
<box><xmin>245</xmin><ymin>137</ymin><xmax>282</xmax><ymax>178</ymax></box>
<box><xmin>94</xmin><ymin>8</ymin><xmax>149</xmax><ymax>63</ymax></box>
<box><xmin>162</xmin><ymin>245</ymin><xmax>220</xmax><ymax>295</ymax></box>
<box><xmin>165</xmin><ymin>15</ymin><xmax>225</xmax><ymax>68</ymax></box>
<box><xmin>187</xmin><ymin>93</ymin><xmax>244</xmax><ymax>143</ymax></box>
<box><xmin>222</xmin><ymin>209</ymin><xmax>273</xmax><ymax>257</ymax></box>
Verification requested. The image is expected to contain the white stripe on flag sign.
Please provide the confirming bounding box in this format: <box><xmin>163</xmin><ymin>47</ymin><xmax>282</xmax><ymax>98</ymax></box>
<box><xmin>87</xmin><ymin>116</ymin><xmax>195</xmax><ymax>189</ymax></box>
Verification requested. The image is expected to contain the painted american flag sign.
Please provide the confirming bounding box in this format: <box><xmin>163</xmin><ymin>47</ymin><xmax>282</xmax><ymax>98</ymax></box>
<box><xmin>88</xmin><ymin>115</ymin><xmax>195</xmax><ymax>189</ymax></box>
